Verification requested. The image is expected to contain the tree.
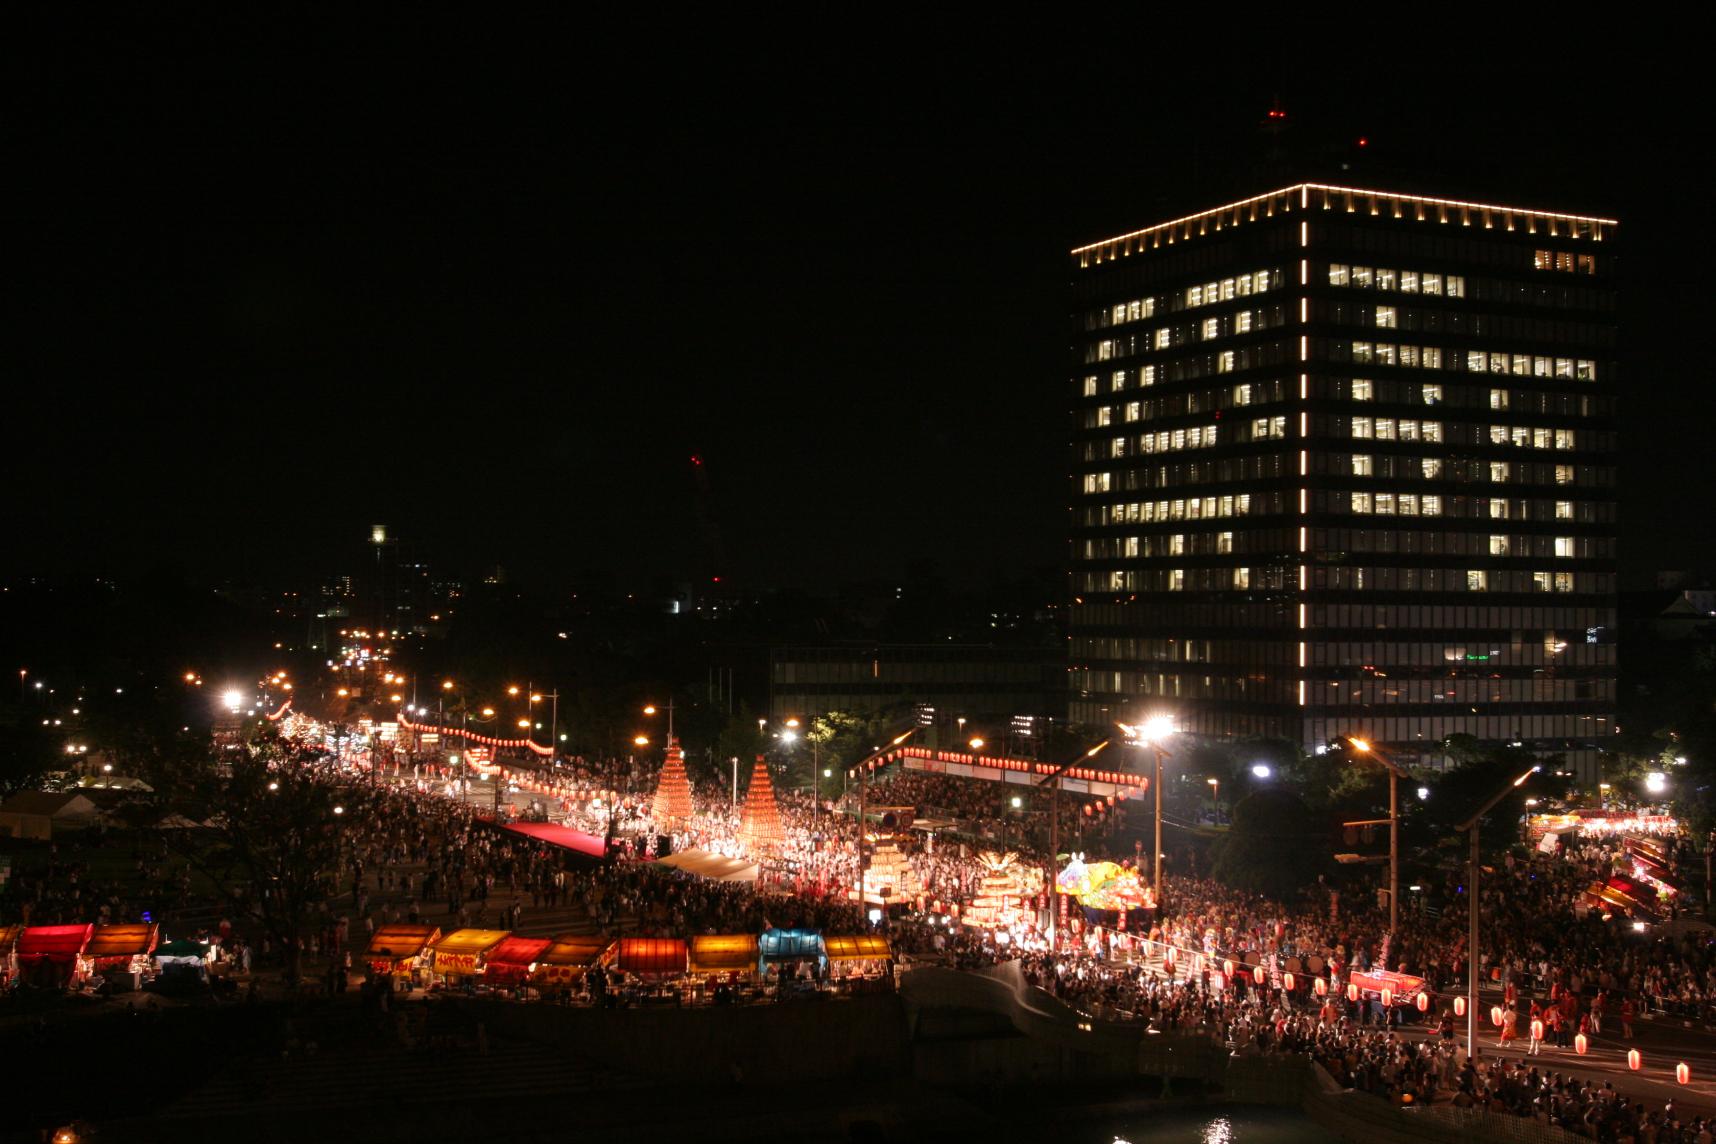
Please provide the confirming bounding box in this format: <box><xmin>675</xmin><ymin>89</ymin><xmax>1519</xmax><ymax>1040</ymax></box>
<box><xmin>1209</xmin><ymin>786</ymin><xmax>1333</xmax><ymax>901</ymax></box>
<box><xmin>157</xmin><ymin>731</ymin><xmax>355</xmax><ymax>986</ymax></box>
<box><xmin>0</xmin><ymin>700</ymin><xmax>60</xmax><ymax>798</ymax></box>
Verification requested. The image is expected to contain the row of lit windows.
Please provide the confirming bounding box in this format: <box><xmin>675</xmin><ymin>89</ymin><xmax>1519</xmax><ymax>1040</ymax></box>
<box><xmin>1328</xmin><ymin>264</ymin><xmax>1468</xmax><ymax>296</ymax></box>
<box><xmin>1089</xmin><ymin>268</ymin><xmax>1282</xmax><ymax>330</ymax></box>
<box><xmin>1085</xmin><ymin>566</ymin><xmax>1286</xmax><ymax>593</ymax></box>
<box><xmin>1080</xmin><ymin>531</ymin><xmax>1239</xmax><ymax>559</ymax></box>
<box><xmin>1318</xmin><ymin>300</ymin><xmax>1615</xmax><ymax>344</ymax></box>
<box><xmin>1309</xmin><ymin>679</ymin><xmax>1600</xmax><ymax>706</ymax></box>
<box><xmin>1349</xmin><ymin>378</ymin><xmax>1443</xmax><ymax>404</ymax></box>
<box><xmin>1308</xmin><ymin>603</ymin><xmax>1613</xmax><ymax>631</ymax></box>
<box><xmin>1312</xmin><ymin>637</ymin><xmax>1612</xmax><ymax>668</ymax></box>
<box><xmin>1069</xmin><ymin>667</ymin><xmax>1290</xmax><ymax>703</ymax></box>
<box><xmin>1334</xmin><ymin>379</ymin><xmax>1603</xmax><ymax>418</ymax></box>
<box><xmin>1348</xmin><ymin>341</ymin><xmax>1443</xmax><ymax>369</ymax></box>
<box><xmin>1313</xmin><ymin>528</ymin><xmax>1613</xmax><ymax>559</ymax></box>
<box><xmin>1326</xmin><ymin>493</ymin><xmax>1606</xmax><ymax>523</ymax></box>
<box><xmin>1081</xmin><ymin>493</ymin><xmax>1277</xmax><ymax>525</ymax></box>
<box><xmin>1466</xmin><ymin>350</ymin><xmax>1597</xmax><ymax>381</ymax></box>
<box><xmin>1081</xmin><ymin>453</ymin><xmax>1289</xmax><ymax>490</ymax></box>
<box><xmin>1535</xmin><ymin>250</ymin><xmax>1597</xmax><ymax>274</ymax></box>
<box><xmin>1349</xmin><ymin>416</ymin><xmax>1445</xmax><ymax>443</ymax></box>
<box><xmin>1349</xmin><ymin>492</ymin><xmax>1444</xmax><ymax>516</ymax></box>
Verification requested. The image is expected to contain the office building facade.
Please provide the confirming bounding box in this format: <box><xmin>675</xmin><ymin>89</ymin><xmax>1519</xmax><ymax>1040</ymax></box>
<box><xmin>1068</xmin><ymin>184</ymin><xmax>1616</xmax><ymax>777</ymax></box>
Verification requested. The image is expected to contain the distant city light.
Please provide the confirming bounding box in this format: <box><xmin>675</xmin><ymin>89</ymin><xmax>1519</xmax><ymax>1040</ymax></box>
<box><xmin>1646</xmin><ymin>772</ymin><xmax>1668</xmax><ymax>794</ymax></box>
<box><xmin>1251</xmin><ymin>763</ymin><xmax>1272</xmax><ymax>779</ymax></box>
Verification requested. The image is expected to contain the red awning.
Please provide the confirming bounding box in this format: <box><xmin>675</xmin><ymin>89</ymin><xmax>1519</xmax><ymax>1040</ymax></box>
<box><xmin>19</xmin><ymin>924</ymin><xmax>93</xmax><ymax>963</ymax></box>
<box><xmin>486</xmin><ymin>935</ymin><xmax>552</xmax><ymax>969</ymax></box>
<box><xmin>615</xmin><ymin>938</ymin><xmax>687</xmax><ymax>976</ymax></box>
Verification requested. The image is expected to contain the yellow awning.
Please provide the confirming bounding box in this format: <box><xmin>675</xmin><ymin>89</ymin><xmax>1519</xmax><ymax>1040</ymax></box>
<box><xmin>431</xmin><ymin>929</ymin><xmax>511</xmax><ymax>957</ymax></box>
<box><xmin>367</xmin><ymin>924</ymin><xmax>442</xmax><ymax>959</ymax></box>
<box><xmin>824</xmin><ymin>935</ymin><xmax>891</xmax><ymax>961</ymax></box>
<box><xmin>688</xmin><ymin>934</ymin><xmax>758</xmax><ymax>973</ymax></box>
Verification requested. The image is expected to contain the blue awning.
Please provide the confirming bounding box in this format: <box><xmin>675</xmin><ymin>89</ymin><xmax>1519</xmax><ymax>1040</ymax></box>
<box><xmin>758</xmin><ymin>928</ymin><xmax>824</xmax><ymax>959</ymax></box>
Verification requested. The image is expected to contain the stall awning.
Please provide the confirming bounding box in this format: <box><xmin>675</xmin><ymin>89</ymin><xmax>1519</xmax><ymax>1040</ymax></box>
<box><xmin>86</xmin><ymin>923</ymin><xmax>159</xmax><ymax>960</ymax></box>
<box><xmin>537</xmin><ymin>934</ymin><xmax>611</xmax><ymax>968</ymax></box>
<box><xmin>431</xmin><ymin>929</ymin><xmax>510</xmax><ymax>974</ymax></box>
<box><xmin>155</xmin><ymin>939</ymin><xmax>209</xmax><ymax>962</ymax></box>
<box><xmin>19</xmin><ymin>924</ymin><xmax>93</xmax><ymax>963</ymax></box>
<box><xmin>366</xmin><ymin>924</ymin><xmax>442</xmax><ymax>960</ymax></box>
<box><xmin>615</xmin><ymin>937</ymin><xmax>687</xmax><ymax>976</ymax></box>
<box><xmin>688</xmin><ymin>934</ymin><xmax>759</xmax><ymax>973</ymax></box>
<box><xmin>0</xmin><ymin>925</ymin><xmax>21</xmax><ymax>958</ymax></box>
<box><xmin>823</xmin><ymin>935</ymin><xmax>891</xmax><ymax>961</ymax></box>
<box><xmin>486</xmin><ymin>936</ymin><xmax>552</xmax><ymax>970</ymax></box>
<box><xmin>758</xmin><ymin>928</ymin><xmax>824</xmax><ymax>960</ymax></box>
<box><xmin>1348</xmin><ymin>969</ymin><xmax>1425</xmax><ymax>1002</ymax></box>
<box><xmin>655</xmin><ymin>849</ymin><xmax>759</xmax><ymax>882</ymax></box>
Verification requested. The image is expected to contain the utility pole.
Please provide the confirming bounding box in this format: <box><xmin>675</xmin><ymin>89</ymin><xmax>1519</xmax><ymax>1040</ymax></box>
<box><xmin>1349</xmin><ymin>738</ymin><xmax>1411</xmax><ymax>941</ymax></box>
<box><xmin>1037</xmin><ymin>739</ymin><xmax>1112</xmax><ymax>954</ymax></box>
<box><xmin>1457</xmin><ymin>763</ymin><xmax>1540</xmax><ymax>1060</ymax></box>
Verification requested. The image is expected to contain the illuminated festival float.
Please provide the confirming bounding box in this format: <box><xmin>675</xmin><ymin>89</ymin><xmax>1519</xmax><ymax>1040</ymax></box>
<box><xmin>651</xmin><ymin>739</ymin><xmax>694</xmax><ymax>824</ymax></box>
<box><xmin>1056</xmin><ymin>853</ymin><xmax>1155</xmax><ymax>930</ymax></box>
<box><xmin>960</xmin><ymin>851</ymin><xmax>1045</xmax><ymax>931</ymax></box>
<box><xmin>739</xmin><ymin>756</ymin><xmax>783</xmax><ymax>856</ymax></box>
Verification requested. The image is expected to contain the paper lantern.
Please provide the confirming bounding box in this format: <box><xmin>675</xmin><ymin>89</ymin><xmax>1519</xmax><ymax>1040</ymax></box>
<box><xmin>1224</xmin><ymin>959</ymin><xmax>1236</xmax><ymax>978</ymax></box>
<box><xmin>1628</xmin><ymin>1049</ymin><xmax>1642</xmax><ymax>1071</ymax></box>
<box><xmin>1491</xmin><ymin>1006</ymin><xmax>1505</xmax><ymax>1027</ymax></box>
<box><xmin>1453</xmin><ymin>996</ymin><xmax>1466</xmax><ymax>1017</ymax></box>
<box><xmin>1416</xmin><ymin>992</ymin><xmax>1429</xmax><ymax>1013</ymax></box>
<box><xmin>1314</xmin><ymin>977</ymin><xmax>1327</xmax><ymax>996</ymax></box>
<box><xmin>1282</xmin><ymin>972</ymin><xmax>1295</xmax><ymax>991</ymax></box>
<box><xmin>1381</xmin><ymin>988</ymin><xmax>1394</xmax><ymax>1008</ymax></box>
<box><xmin>1575</xmin><ymin>1033</ymin><xmax>1588</xmax><ymax>1055</ymax></box>
<box><xmin>1678</xmin><ymin>1062</ymin><xmax>1691</xmax><ymax>1085</ymax></box>
<box><xmin>1348</xmin><ymin>983</ymin><xmax>1360</xmax><ymax>1002</ymax></box>
<box><xmin>1531</xmin><ymin>1020</ymin><xmax>1544</xmax><ymax>1041</ymax></box>
<box><xmin>1211</xmin><ymin>972</ymin><xmax>1226</xmax><ymax>991</ymax></box>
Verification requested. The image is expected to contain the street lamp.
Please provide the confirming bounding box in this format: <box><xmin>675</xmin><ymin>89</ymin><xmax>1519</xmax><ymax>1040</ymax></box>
<box><xmin>1457</xmin><ymin>763</ymin><xmax>1539</xmax><ymax>1060</ymax></box>
<box><xmin>1346</xmin><ymin>736</ymin><xmax>1412</xmax><ymax>939</ymax></box>
<box><xmin>1120</xmin><ymin>716</ymin><xmax>1174</xmax><ymax>904</ymax></box>
<box><xmin>1207</xmin><ymin>776</ymin><xmax>1220</xmax><ymax>819</ymax></box>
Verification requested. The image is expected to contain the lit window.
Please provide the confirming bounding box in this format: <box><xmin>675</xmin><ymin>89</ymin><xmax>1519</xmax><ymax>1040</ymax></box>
<box><xmin>1083</xmin><ymin>376</ymin><xmax>1099</xmax><ymax>397</ymax></box>
<box><xmin>1141</xmin><ymin>365</ymin><xmax>1157</xmax><ymax>386</ymax></box>
<box><xmin>1490</xmin><ymin>461</ymin><xmax>1511</xmax><ymax>482</ymax></box>
<box><xmin>1351</xmin><ymin>417</ymin><xmax>1373</xmax><ymax>440</ymax></box>
<box><xmin>1352</xmin><ymin>342</ymin><xmax>1372</xmax><ymax>363</ymax></box>
<box><xmin>1217</xmin><ymin>351</ymin><xmax>1235</xmax><ymax>373</ymax></box>
<box><xmin>1112</xmin><ymin>371</ymin><xmax>1127</xmax><ymax>392</ymax></box>
<box><xmin>1555</xmin><ymin>572</ymin><xmax>1574</xmax><ymax>592</ymax></box>
<box><xmin>1533</xmin><ymin>572</ymin><xmax>1553</xmax><ymax>592</ymax></box>
<box><xmin>1352</xmin><ymin>266</ymin><xmax>1373</xmax><ymax>288</ymax></box>
<box><xmin>1352</xmin><ymin>378</ymin><xmax>1373</xmax><ymax>401</ymax></box>
<box><xmin>1397</xmin><ymin>419</ymin><xmax>1419</xmax><ymax>442</ymax></box>
<box><xmin>1555</xmin><ymin>500</ymin><xmax>1574</xmax><ymax>520</ymax></box>
<box><xmin>1202</xmin><ymin>317</ymin><xmax>1221</xmax><ymax>340</ymax></box>
<box><xmin>1235</xmin><ymin>310</ymin><xmax>1253</xmax><ymax>333</ymax></box>
<box><xmin>1375</xmin><ymin>305</ymin><xmax>1397</xmax><ymax>329</ymax></box>
<box><xmin>1399</xmin><ymin>494</ymin><xmax>1420</xmax><ymax>516</ymax></box>
<box><xmin>1490</xmin><ymin>389</ymin><xmax>1509</xmax><ymax>410</ymax></box>
<box><xmin>1096</xmin><ymin>407</ymin><xmax>1112</xmax><ymax>427</ymax></box>
<box><xmin>1352</xmin><ymin>454</ymin><xmax>1374</xmax><ymax>476</ymax></box>
<box><xmin>1350</xmin><ymin>492</ymin><xmax>1372</xmax><ymax>513</ymax></box>
<box><xmin>1422</xmin><ymin>384</ymin><xmax>1443</xmax><ymax>405</ymax></box>
<box><xmin>1447</xmin><ymin>275</ymin><xmax>1465</xmax><ymax>298</ymax></box>
<box><xmin>1401</xmin><ymin>271</ymin><xmax>1419</xmax><ymax>293</ymax></box>
<box><xmin>1155</xmin><ymin>328</ymin><xmax>1171</xmax><ymax>349</ymax></box>
<box><xmin>1534</xmin><ymin>250</ymin><xmax>1553</xmax><ymax>270</ymax></box>
<box><xmin>1421</xmin><ymin>422</ymin><xmax>1443</xmax><ymax>443</ymax></box>
<box><xmin>1187</xmin><ymin>285</ymin><xmax>1204</xmax><ymax>307</ymax></box>
<box><xmin>1576</xmin><ymin>360</ymin><xmax>1597</xmax><ymax>381</ymax></box>
<box><xmin>1555</xmin><ymin>465</ymin><xmax>1575</xmax><ymax>485</ymax></box>
<box><xmin>1377</xmin><ymin>269</ymin><xmax>1397</xmax><ymax>290</ymax></box>
<box><xmin>1374</xmin><ymin>418</ymin><xmax>1396</xmax><ymax>441</ymax></box>
<box><xmin>1421</xmin><ymin>273</ymin><xmax>1442</xmax><ymax>296</ymax></box>
<box><xmin>1168</xmin><ymin>534</ymin><xmax>1185</xmax><ymax>555</ymax></box>
<box><xmin>1467</xmin><ymin>570</ymin><xmax>1488</xmax><ymax>592</ymax></box>
<box><xmin>1217</xmin><ymin>531</ymin><xmax>1234</xmax><ymax>554</ymax></box>
<box><xmin>1421</xmin><ymin>495</ymin><xmax>1442</xmax><ymax>515</ymax></box>
<box><xmin>1421</xmin><ymin>458</ymin><xmax>1442</xmax><ymax>479</ymax></box>
<box><xmin>1168</xmin><ymin>569</ymin><xmax>1184</xmax><ymax>591</ymax></box>
<box><xmin>1577</xmin><ymin>255</ymin><xmax>1595</xmax><ymax>275</ymax></box>
<box><xmin>1489</xmin><ymin>535</ymin><xmax>1510</xmax><ymax>556</ymax></box>
<box><xmin>1489</xmin><ymin>500</ymin><xmax>1510</xmax><ymax>520</ymax></box>
<box><xmin>1375</xmin><ymin>493</ymin><xmax>1395</xmax><ymax>515</ymax></box>
<box><xmin>1233</xmin><ymin>567</ymin><xmax>1250</xmax><ymax>589</ymax></box>
<box><xmin>1555</xmin><ymin>429</ymin><xmax>1574</xmax><ymax>450</ymax></box>
<box><xmin>1084</xmin><ymin>473</ymin><xmax>1110</xmax><ymax>494</ymax></box>
<box><xmin>1555</xmin><ymin>537</ymin><xmax>1575</xmax><ymax>558</ymax></box>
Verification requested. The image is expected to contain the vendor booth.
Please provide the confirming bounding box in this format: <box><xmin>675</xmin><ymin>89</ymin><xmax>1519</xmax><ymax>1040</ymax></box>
<box><xmin>430</xmin><ymin>929</ymin><xmax>510</xmax><ymax>984</ymax></box>
<box><xmin>85</xmin><ymin>922</ymin><xmax>159</xmax><ymax>990</ymax></box>
<box><xmin>18</xmin><ymin>923</ymin><xmax>93</xmax><ymax>989</ymax></box>
<box><xmin>366</xmin><ymin>924</ymin><xmax>441</xmax><ymax>985</ymax></box>
<box><xmin>533</xmin><ymin>933</ymin><xmax>612</xmax><ymax>994</ymax></box>
<box><xmin>1584</xmin><ymin>875</ymin><xmax>1662</xmax><ymax>924</ymax></box>
<box><xmin>823</xmin><ymin>934</ymin><xmax>892</xmax><ymax>989</ymax></box>
<box><xmin>0</xmin><ymin>925</ymin><xmax>19</xmax><ymax>989</ymax></box>
<box><xmin>758</xmin><ymin>928</ymin><xmax>824</xmax><ymax>993</ymax></box>
<box><xmin>154</xmin><ymin>938</ymin><xmax>211</xmax><ymax>987</ymax></box>
<box><xmin>612</xmin><ymin>937</ymin><xmax>688</xmax><ymax>979</ymax></box>
<box><xmin>484</xmin><ymin>935</ymin><xmax>552</xmax><ymax>989</ymax></box>
<box><xmin>1348</xmin><ymin>968</ymin><xmax>1427</xmax><ymax>1008</ymax></box>
<box><xmin>687</xmin><ymin>934</ymin><xmax>758</xmax><ymax>1002</ymax></box>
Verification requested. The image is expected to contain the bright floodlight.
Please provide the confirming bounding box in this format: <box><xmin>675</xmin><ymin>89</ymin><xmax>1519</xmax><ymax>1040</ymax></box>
<box><xmin>1646</xmin><ymin>772</ymin><xmax>1668</xmax><ymax>794</ymax></box>
<box><xmin>1140</xmin><ymin>716</ymin><xmax>1174</xmax><ymax>742</ymax></box>
<box><xmin>1251</xmin><ymin>763</ymin><xmax>1272</xmax><ymax>779</ymax></box>
<box><xmin>1417</xmin><ymin>786</ymin><xmax>1430</xmax><ymax>801</ymax></box>
<box><xmin>780</xmin><ymin>729</ymin><xmax>799</xmax><ymax>744</ymax></box>
<box><xmin>222</xmin><ymin>689</ymin><xmax>245</xmax><ymax>711</ymax></box>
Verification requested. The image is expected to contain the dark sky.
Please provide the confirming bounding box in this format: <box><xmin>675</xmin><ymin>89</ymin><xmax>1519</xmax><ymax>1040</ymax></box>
<box><xmin>6</xmin><ymin>28</ymin><xmax>1706</xmax><ymax>593</ymax></box>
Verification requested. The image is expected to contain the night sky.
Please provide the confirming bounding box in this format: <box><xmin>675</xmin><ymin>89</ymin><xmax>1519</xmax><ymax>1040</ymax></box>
<box><xmin>7</xmin><ymin>30</ymin><xmax>1705</xmax><ymax>593</ymax></box>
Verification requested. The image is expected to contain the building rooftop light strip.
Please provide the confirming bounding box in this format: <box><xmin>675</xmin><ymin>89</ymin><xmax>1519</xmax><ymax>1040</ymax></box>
<box><xmin>1070</xmin><ymin>183</ymin><xmax>1617</xmax><ymax>255</ymax></box>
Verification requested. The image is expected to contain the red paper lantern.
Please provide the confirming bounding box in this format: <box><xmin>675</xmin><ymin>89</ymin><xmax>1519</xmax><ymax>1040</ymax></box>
<box><xmin>1628</xmin><ymin>1049</ymin><xmax>1642</xmax><ymax>1071</ymax></box>
<box><xmin>1348</xmin><ymin>983</ymin><xmax>1360</xmax><ymax>1002</ymax></box>
<box><xmin>1575</xmin><ymin>1033</ymin><xmax>1588</xmax><ymax>1055</ymax></box>
<box><xmin>1381</xmin><ymin>988</ymin><xmax>1394</xmax><ymax>1008</ymax></box>
<box><xmin>1454</xmin><ymin>996</ymin><xmax>1466</xmax><ymax>1018</ymax></box>
<box><xmin>1282</xmin><ymin>972</ymin><xmax>1295</xmax><ymax>991</ymax></box>
<box><xmin>1211</xmin><ymin>972</ymin><xmax>1226</xmax><ymax>991</ymax></box>
<box><xmin>1416</xmin><ymin>992</ymin><xmax>1429</xmax><ymax>1013</ymax></box>
<box><xmin>1678</xmin><ymin>1062</ymin><xmax>1691</xmax><ymax>1085</ymax></box>
<box><xmin>1530</xmin><ymin>1020</ymin><xmax>1544</xmax><ymax>1042</ymax></box>
<box><xmin>1491</xmin><ymin>1006</ymin><xmax>1505</xmax><ymax>1027</ymax></box>
<box><xmin>1224</xmin><ymin>959</ymin><xmax>1235</xmax><ymax>978</ymax></box>
<box><xmin>1314</xmin><ymin>977</ymin><xmax>1327</xmax><ymax>996</ymax></box>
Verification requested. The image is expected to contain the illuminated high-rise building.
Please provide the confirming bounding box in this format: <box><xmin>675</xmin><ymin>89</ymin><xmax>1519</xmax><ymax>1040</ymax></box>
<box><xmin>1068</xmin><ymin>184</ymin><xmax>1617</xmax><ymax>778</ymax></box>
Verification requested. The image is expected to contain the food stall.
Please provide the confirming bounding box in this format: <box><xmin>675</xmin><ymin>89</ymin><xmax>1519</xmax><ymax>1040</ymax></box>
<box><xmin>84</xmin><ymin>922</ymin><xmax>159</xmax><ymax>990</ymax></box>
<box><xmin>429</xmin><ymin>929</ymin><xmax>510</xmax><ymax>986</ymax></box>
<box><xmin>1348</xmin><ymin>968</ymin><xmax>1427</xmax><ymax>1011</ymax></box>
<box><xmin>0</xmin><ymin>925</ymin><xmax>19</xmax><ymax>990</ymax></box>
<box><xmin>17</xmin><ymin>923</ymin><xmax>93</xmax><ymax>989</ymax></box>
<box><xmin>532</xmin><ymin>933</ymin><xmax>612</xmax><ymax>995</ymax></box>
<box><xmin>611</xmin><ymin>938</ymin><xmax>688</xmax><ymax>1002</ymax></box>
<box><xmin>484</xmin><ymin>935</ymin><xmax>552</xmax><ymax>991</ymax></box>
<box><xmin>153</xmin><ymin>938</ymin><xmax>211</xmax><ymax>987</ymax></box>
<box><xmin>687</xmin><ymin>934</ymin><xmax>759</xmax><ymax>1002</ymax></box>
<box><xmin>1584</xmin><ymin>875</ymin><xmax>1662</xmax><ymax>924</ymax></box>
<box><xmin>758</xmin><ymin>928</ymin><xmax>824</xmax><ymax>993</ymax></box>
<box><xmin>823</xmin><ymin>934</ymin><xmax>892</xmax><ymax>990</ymax></box>
<box><xmin>365</xmin><ymin>924</ymin><xmax>442</xmax><ymax>986</ymax></box>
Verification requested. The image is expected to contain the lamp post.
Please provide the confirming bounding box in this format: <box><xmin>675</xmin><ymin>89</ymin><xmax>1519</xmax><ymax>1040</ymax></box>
<box><xmin>1039</xmin><ymin>739</ymin><xmax>1113</xmax><ymax>954</ymax></box>
<box><xmin>1457</xmin><ymin>763</ymin><xmax>1540</xmax><ymax>1060</ymax></box>
<box><xmin>1348</xmin><ymin>737</ymin><xmax>1411</xmax><ymax>939</ymax></box>
<box><xmin>1121</xmin><ymin>717</ymin><xmax>1175</xmax><ymax>909</ymax></box>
